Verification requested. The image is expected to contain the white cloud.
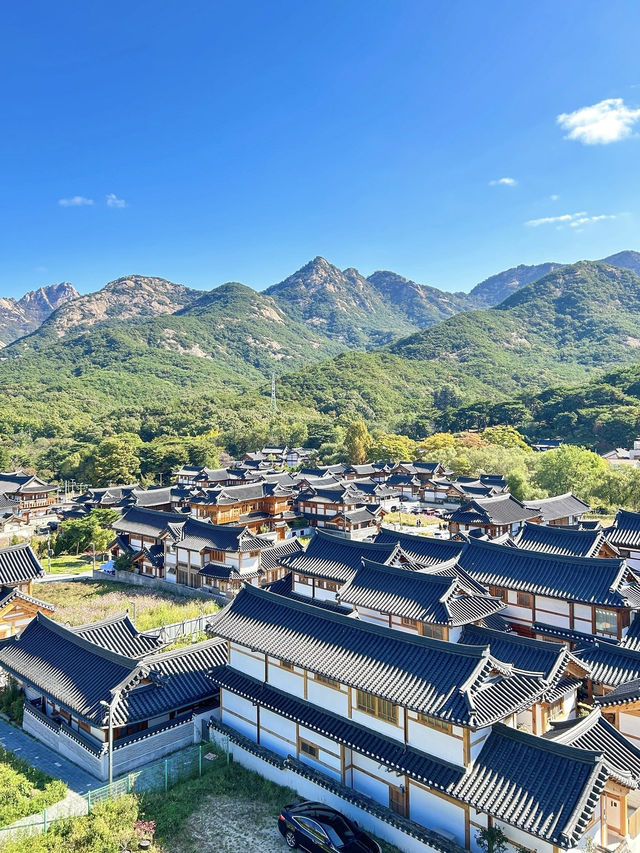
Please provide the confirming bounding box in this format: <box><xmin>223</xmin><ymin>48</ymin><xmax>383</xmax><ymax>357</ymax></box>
<box><xmin>489</xmin><ymin>177</ymin><xmax>517</xmax><ymax>186</ymax></box>
<box><xmin>58</xmin><ymin>196</ymin><xmax>94</xmax><ymax>207</ymax></box>
<box><xmin>106</xmin><ymin>193</ymin><xmax>126</xmax><ymax>208</ymax></box>
<box><xmin>549</xmin><ymin>194</ymin><xmax>559</xmax><ymax>201</ymax></box>
<box><xmin>557</xmin><ymin>98</ymin><xmax>640</xmax><ymax>144</ymax></box>
<box><xmin>525</xmin><ymin>210</ymin><xmax>617</xmax><ymax>228</ymax></box>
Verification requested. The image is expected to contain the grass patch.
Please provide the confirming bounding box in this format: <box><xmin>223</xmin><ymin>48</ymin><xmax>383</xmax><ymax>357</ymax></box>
<box><xmin>384</xmin><ymin>512</ymin><xmax>443</xmax><ymax>528</ymax></box>
<box><xmin>0</xmin><ymin>746</ymin><xmax>66</xmax><ymax>828</ymax></box>
<box><xmin>44</xmin><ymin>555</ymin><xmax>93</xmax><ymax>575</ymax></box>
<box><xmin>38</xmin><ymin>580</ymin><xmax>220</xmax><ymax>631</ymax></box>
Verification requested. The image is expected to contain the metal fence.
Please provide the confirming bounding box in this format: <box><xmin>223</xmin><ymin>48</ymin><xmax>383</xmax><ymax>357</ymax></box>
<box><xmin>0</xmin><ymin>741</ymin><xmax>226</xmax><ymax>844</ymax></box>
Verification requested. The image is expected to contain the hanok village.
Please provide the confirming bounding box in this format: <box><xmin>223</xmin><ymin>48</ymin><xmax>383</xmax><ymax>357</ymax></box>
<box><xmin>6</xmin><ymin>450</ymin><xmax>640</xmax><ymax>852</ymax></box>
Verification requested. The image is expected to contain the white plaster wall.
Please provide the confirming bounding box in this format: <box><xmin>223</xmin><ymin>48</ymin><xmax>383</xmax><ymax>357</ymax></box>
<box><xmin>267</xmin><ymin>665</ymin><xmax>305</xmax><ymax>697</ymax></box>
<box><xmin>221</xmin><ymin>691</ymin><xmax>257</xmax><ymax>738</ymax></box>
<box><xmin>306</xmin><ymin>681</ymin><xmax>349</xmax><ymax>716</ymax></box>
<box><xmin>406</xmin><ymin>721</ymin><xmax>465</xmax><ymax>766</ymax></box>
<box><xmin>409</xmin><ymin>784</ymin><xmax>466</xmax><ymax>846</ymax></box>
<box><xmin>229</xmin><ymin>644</ymin><xmax>265</xmax><ymax>680</ymax></box>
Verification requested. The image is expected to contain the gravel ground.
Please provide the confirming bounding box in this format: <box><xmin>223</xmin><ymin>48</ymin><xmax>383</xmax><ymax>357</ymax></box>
<box><xmin>164</xmin><ymin>793</ymin><xmax>286</xmax><ymax>853</ymax></box>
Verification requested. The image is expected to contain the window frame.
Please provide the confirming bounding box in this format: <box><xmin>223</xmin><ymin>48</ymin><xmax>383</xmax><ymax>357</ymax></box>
<box><xmin>517</xmin><ymin>590</ymin><xmax>533</xmax><ymax>608</ymax></box>
<box><xmin>355</xmin><ymin>689</ymin><xmax>397</xmax><ymax>724</ymax></box>
<box><xmin>417</xmin><ymin>713</ymin><xmax>453</xmax><ymax>733</ymax></box>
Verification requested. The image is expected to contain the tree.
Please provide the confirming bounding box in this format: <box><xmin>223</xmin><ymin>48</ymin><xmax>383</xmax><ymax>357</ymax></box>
<box><xmin>533</xmin><ymin>445</ymin><xmax>609</xmax><ymax>502</ymax></box>
<box><xmin>54</xmin><ymin>509</ymin><xmax>119</xmax><ymax>556</ymax></box>
<box><xmin>416</xmin><ymin>432</ymin><xmax>456</xmax><ymax>456</ymax></box>
<box><xmin>92</xmin><ymin>436</ymin><xmax>141</xmax><ymax>486</ymax></box>
<box><xmin>475</xmin><ymin>826</ymin><xmax>509</xmax><ymax>853</ymax></box>
<box><xmin>369</xmin><ymin>432</ymin><xmax>416</xmax><ymax>463</ymax></box>
<box><xmin>344</xmin><ymin>421</ymin><xmax>372</xmax><ymax>464</ymax></box>
<box><xmin>481</xmin><ymin>425</ymin><xmax>530</xmax><ymax>451</ymax></box>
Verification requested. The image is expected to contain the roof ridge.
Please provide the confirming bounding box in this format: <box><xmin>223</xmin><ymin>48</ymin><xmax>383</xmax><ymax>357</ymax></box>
<box><xmin>466</xmin><ymin>537</ymin><xmax>624</xmax><ymax>567</ymax></box>
<box><xmin>359</xmin><ymin>557</ymin><xmax>453</xmax><ymax>584</ymax></box>
<box><xmin>217</xmin><ymin>584</ymin><xmax>489</xmax><ymax>657</ymax></box>
<box><xmin>29</xmin><ymin>613</ymin><xmax>139</xmax><ymax>668</ymax></box>
<box><xmin>491</xmin><ymin>721</ymin><xmax>603</xmax><ymax>764</ymax></box>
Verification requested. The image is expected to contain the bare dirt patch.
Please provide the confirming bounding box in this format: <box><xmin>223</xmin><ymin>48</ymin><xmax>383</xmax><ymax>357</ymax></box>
<box><xmin>164</xmin><ymin>793</ymin><xmax>285</xmax><ymax>853</ymax></box>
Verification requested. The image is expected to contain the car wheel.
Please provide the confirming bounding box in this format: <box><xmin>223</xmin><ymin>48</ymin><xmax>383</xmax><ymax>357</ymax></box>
<box><xmin>285</xmin><ymin>829</ymin><xmax>298</xmax><ymax>848</ymax></box>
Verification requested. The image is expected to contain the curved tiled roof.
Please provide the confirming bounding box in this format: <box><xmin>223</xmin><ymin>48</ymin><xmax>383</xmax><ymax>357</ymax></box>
<box><xmin>448</xmin><ymin>494</ymin><xmax>541</xmax><ymax>526</ymax></box>
<box><xmin>71</xmin><ymin>613</ymin><xmax>164</xmax><ymax>657</ymax></box>
<box><xmin>459</xmin><ymin>624</ymin><xmax>587</xmax><ymax>680</ymax></box>
<box><xmin>546</xmin><ymin>707</ymin><xmax>640</xmax><ymax>787</ymax></box>
<box><xmin>513</xmin><ymin>520</ymin><xmax>608</xmax><ymax>558</ymax></box>
<box><xmin>208</xmin><ymin>585</ymin><xmax>554</xmax><ymax>727</ymax></box>
<box><xmin>523</xmin><ymin>493</ymin><xmax>590</xmax><ymax>523</ymax></box>
<box><xmin>0</xmin><ymin>542</ymin><xmax>44</xmax><ymax>585</ymax></box>
<box><xmin>338</xmin><ymin>559</ymin><xmax>505</xmax><ymax>626</ymax></box>
<box><xmin>606</xmin><ymin>509</ymin><xmax>640</xmax><ymax>549</ymax></box>
<box><xmin>280</xmin><ymin>529</ymin><xmax>399</xmax><ymax>583</ymax></box>
<box><xmin>576</xmin><ymin>640</ymin><xmax>640</xmax><ymax>687</ymax></box>
<box><xmin>375</xmin><ymin>528</ymin><xmax>464</xmax><ymax>566</ymax></box>
<box><xmin>451</xmin><ymin>723</ymin><xmax>607</xmax><ymax>847</ymax></box>
<box><xmin>458</xmin><ymin>538</ymin><xmax>638</xmax><ymax>607</ymax></box>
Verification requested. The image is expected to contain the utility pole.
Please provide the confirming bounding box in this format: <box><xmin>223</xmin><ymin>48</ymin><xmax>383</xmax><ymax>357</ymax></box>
<box><xmin>270</xmin><ymin>373</ymin><xmax>278</xmax><ymax>415</ymax></box>
<box><xmin>91</xmin><ymin>541</ymin><xmax>96</xmax><ymax>572</ymax></box>
<box><xmin>46</xmin><ymin>532</ymin><xmax>51</xmax><ymax>573</ymax></box>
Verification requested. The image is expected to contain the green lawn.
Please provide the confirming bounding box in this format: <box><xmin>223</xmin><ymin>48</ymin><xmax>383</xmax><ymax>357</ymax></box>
<box><xmin>38</xmin><ymin>580</ymin><xmax>220</xmax><ymax>631</ymax></box>
<box><xmin>0</xmin><ymin>745</ymin><xmax>66</xmax><ymax>828</ymax></box>
<box><xmin>44</xmin><ymin>554</ymin><xmax>93</xmax><ymax>575</ymax></box>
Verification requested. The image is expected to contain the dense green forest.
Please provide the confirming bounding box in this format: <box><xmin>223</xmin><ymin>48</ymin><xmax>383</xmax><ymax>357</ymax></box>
<box><xmin>3</xmin><ymin>257</ymin><xmax>640</xmax><ymax>485</ymax></box>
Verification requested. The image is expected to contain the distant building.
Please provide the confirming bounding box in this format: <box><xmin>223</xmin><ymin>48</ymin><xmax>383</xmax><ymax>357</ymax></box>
<box><xmin>0</xmin><ymin>471</ymin><xmax>56</xmax><ymax>519</ymax></box>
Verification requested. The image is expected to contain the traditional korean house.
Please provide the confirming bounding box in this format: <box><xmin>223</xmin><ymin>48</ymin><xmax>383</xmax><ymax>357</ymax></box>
<box><xmin>280</xmin><ymin>529</ymin><xmax>401</xmax><ymax>602</ymax></box>
<box><xmin>174</xmin><ymin>466</ymin><xmax>244</xmax><ymax>488</ymax></box>
<box><xmin>545</xmin><ymin>707</ymin><xmax>640</xmax><ymax>849</ymax></box>
<box><xmin>411</xmin><ymin>461</ymin><xmax>452</xmax><ymax>482</ymax></box>
<box><xmin>0</xmin><ymin>612</ymin><xmax>225</xmax><ymax>780</ymax></box>
<box><xmin>206</xmin><ymin>584</ymin><xmax>612</xmax><ymax>853</ymax></box>
<box><xmin>523</xmin><ymin>492</ymin><xmax>590</xmax><ymax>526</ymax></box>
<box><xmin>448</xmin><ymin>494</ymin><xmax>542</xmax><ymax>538</ymax></box>
<box><xmin>347</xmin><ymin>479</ymin><xmax>400</xmax><ymax>511</ymax></box>
<box><xmin>458</xmin><ymin>537</ymin><xmax>640</xmax><ymax>638</ymax></box>
<box><xmin>341</xmin><ymin>463</ymin><xmax>384</xmax><ymax>481</ymax></box>
<box><xmin>458</xmin><ymin>624</ymin><xmax>588</xmax><ymax>733</ymax></box>
<box><xmin>513</xmin><ymin>520</ymin><xmax>618</xmax><ymax>558</ymax></box>
<box><xmin>75</xmin><ymin>483</ymin><xmax>141</xmax><ymax>511</ymax></box>
<box><xmin>0</xmin><ymin>471</ymin><xmax>56</xmax><ymax>519</ymax></box>
<box><xmin>375</xmin><ymin>527</ymin><xmax>466</xmax><ymax>566</ymax></box>
<box><xmin>337</xmin><ymin>558</ymin><xmax>506</xmax><ymax>640</ymax></box>
<box><xmin>0</xmin><ymin>585</ymin><xmax>54</xmax><ymax>639</ymax></box>
<box><xmin>163</xmin><ymin>517</ymin><xmax>271</xmax><ymax>590</ymax></box>
<box><xmin>189</xmin><ymin>481</ymin><xmax>295</xmax><ymax>540</ymax></box>
<box><xmin>385</xmin><ymin>474</ymin><xmax>421</xmax><ymax>500</ymax></box>
<box><xmin>0</xmin><ymin>541</ymin><xmax>45</xmax><ymax>594</ymax></box>
<box><xmin>420</xmin><ymin>477</ymin><xmax>469</xmax><ymax>505</ymax></box>
<box><xmin>606</xmin><ymin>510</ymin><xmax>640</xmax><ymax>571</ymax></box>
<box><xmin>110</xmin><ymin>507</ymin><xmax>278</xmax><ymax>593</ymax></box>
<box><xmin>296</xmin><ymin>484</ymin><xmax>380</xmax><ymax>538</ymax></box>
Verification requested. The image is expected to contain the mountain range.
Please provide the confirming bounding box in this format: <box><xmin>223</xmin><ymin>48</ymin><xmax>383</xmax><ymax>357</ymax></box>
<box><xmin>0</xmin><ymin>282</ymin><xmax>78</xmax><ymax>346</ymax></box>
<box><xmin>2</xmin><ymin>250</ymin><xmax>640</xmax><ymax>437</ymax></box>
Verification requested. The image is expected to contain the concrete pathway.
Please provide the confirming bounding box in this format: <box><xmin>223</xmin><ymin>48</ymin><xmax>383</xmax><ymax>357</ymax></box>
<box><xmin>0</xmin><ymin>718</ymin><xmax>96</xmax><ymax>794</ymax></box>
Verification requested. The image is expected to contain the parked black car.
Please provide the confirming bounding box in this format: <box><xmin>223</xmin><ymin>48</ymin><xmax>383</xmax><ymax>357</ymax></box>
<box><xmin>278</xmin><ymin>801</ymin><xmax>381</xmax><ymax>852</ymax></box>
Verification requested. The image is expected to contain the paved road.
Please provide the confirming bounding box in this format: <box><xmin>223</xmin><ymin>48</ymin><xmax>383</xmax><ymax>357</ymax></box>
<box><xmin>0</xmin><ymin>719</ymin><xmax>97</xmax><ymax>794</ymax></box>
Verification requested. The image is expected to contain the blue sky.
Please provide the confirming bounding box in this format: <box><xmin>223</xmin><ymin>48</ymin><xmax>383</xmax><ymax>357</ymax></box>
<box><xmin>2</xmin><ymin>0</ymin><xmax>640</xmax><ymax>297</ymax></box>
